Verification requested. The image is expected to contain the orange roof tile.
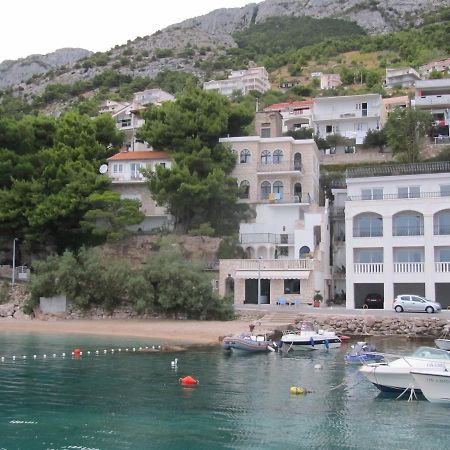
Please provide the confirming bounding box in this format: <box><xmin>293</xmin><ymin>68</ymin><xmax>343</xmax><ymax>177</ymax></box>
<box><xmin>107</xmin><ymin>151</ymin><xmax>170</xmax><ymax>161</ymax></box>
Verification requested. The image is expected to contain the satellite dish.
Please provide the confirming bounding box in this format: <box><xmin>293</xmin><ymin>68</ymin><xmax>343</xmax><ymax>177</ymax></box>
<box><xmin>99</xmin><ymin>164</ymin><xmax>108</xmax><ymax>174</ymax></box>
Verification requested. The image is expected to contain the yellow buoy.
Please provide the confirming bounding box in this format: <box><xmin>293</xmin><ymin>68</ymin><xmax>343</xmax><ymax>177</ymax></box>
<box><xmin>290</xmin><ymin>386</ymin><xmax>305</xmax><ymax>395</ymax></box>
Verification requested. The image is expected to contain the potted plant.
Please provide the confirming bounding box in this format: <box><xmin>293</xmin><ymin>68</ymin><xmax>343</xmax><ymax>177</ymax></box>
<box><xmin>313</xmin><ymin>290</ymin><xmax>323</xmax><ymax>308</ymax></box>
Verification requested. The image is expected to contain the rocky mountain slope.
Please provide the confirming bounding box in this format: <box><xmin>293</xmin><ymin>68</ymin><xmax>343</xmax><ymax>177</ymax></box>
<box><xmin>0</xmin><ymin>48</ymin><xmax>91</xmax><ymax>90</ymax></box>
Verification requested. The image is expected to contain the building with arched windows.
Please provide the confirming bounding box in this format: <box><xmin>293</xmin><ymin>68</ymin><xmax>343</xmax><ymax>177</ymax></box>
<box><xmin>340</xmin><ymin>162</ymin><xmax>450</xmax><ymax>309</ymax></box>
<box><xmin>218</xmin><ymin>136</ymin><xmax>331</xmax><ymax>306</ymax></box>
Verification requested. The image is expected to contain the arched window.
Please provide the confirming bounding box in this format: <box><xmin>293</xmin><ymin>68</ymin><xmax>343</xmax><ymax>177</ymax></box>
<box><xmin>240</xmin><ymin>149</ymin><xmax>251</xmax><ymax>164</ymax></box>
<box><xmin>294</xmin><ymin>183</ymin><xmax>302</xmax><ymax>202</ymax></box>
<box><xmin>294</xmin><ymin>153</ymin><xmax>302</xmax><ymax>171</ymax></box>
<box><xmin>299</xmin><ymin>246</ymin><xmax>310</xmax><ymax>258</ymax></box>
<box><xmin>239</xmin><ymin>180</ymin><xmax>250</xmax><ymax>199</ymax></box>
<box><xmin>434</xmin><ymin>210</ymin><xmax>450</xmax><ymax>235</ymax></box>
<box><xmin>353</xmin><ymin>213</ymin><xmax>383</xmax><ymax>237</ymax></box>
<box><xmin>273</xmin><ymin>149</ymin><xmax>283</xmax><ymax>164</ymax></box>
<box><xmin>261</xmin><ymin>150</ymin><xmax>271</xmax><ymax>165</ymax></box>
<box><xmin>273</xmin><ymin>181</ymin><xmax>284</xmax><ymax>197</ymax></box>
<box><xmin>393</xmin><ymin>211</ymin><xmax>424</xmax><ymax>236</ymax></box>
<box><xmin>261</xmin><ymin>181</ymin><xmax>271</xmax><ymax>199</ymax></box>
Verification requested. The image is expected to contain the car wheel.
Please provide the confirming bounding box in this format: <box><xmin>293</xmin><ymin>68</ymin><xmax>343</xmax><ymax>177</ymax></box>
<box><xmin>425</xmin><ymin>306</ymin><xmax>434</xmax><ymax>314</ymax></box>
<box><xmin>395</xmin><ymin>305</ymin><xmax>403</xmax><ymax>313</ymax></box>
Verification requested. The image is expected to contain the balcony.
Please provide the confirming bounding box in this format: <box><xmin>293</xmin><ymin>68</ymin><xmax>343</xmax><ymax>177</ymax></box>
<box><xmin>394</xmin><ymin>262</ymin><xmax>424</xmax><ymax>273</ymax></box>
<box><xmin>393</xmin><ymin>226</ymin><xmax>424</xmax><ymax>237</ymax></box>
<box><xmin>348</xmin><ymin>191</ymin><xmax>450</xmax><ymax>201</ymax></box>
<box><xmin>234</xmin><ymin>259</ymin><xmax>314</xmax><ymax>271</ymax></box>
<box><xmin>110</xmin><ymin>175</ymin><xmax>145</xmax><ymax>183</ymax></box>
<box><xmin>256</xmin><ymin>161</ymin><xmax>302</xmax><ymax>173</ymax></box>
<box><xmin>353</xmin><ymin>227</ymin><xmax>383</xmax><ymax>238</ymax></box>
<box><xmin>435</xmin><ymin>262</ymin><xmax>450</xmax><ymax>272</ymax></box>
<box><xmin>353</xmin><ymin>263</ymin><xmax>384</xmax><ymax>274</ymax></box>
<box><xmin>434</xmin><ymin>224</ymin><xmax>450</xmax><ymax>235</ymax></box>
<box><xmin>415</xmin><ymin>94</ymin><xmax>450</xmax><ymax>108</ymax></box>
<box><xmin>240</xmin><ymin>233</ymin><xmax>294</xmax><ymax>245</ymax></box>
<box><xmin>257</xmin><ymin>193</ymin><xmax>311</xmax><ymax>205</ymax></box>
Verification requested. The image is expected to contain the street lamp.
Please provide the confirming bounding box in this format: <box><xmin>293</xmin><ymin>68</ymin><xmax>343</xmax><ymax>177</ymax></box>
<box><xmin>12</xmin><ymin>238</ymin><xmax>18</xmax><ymax>284</ymax></box>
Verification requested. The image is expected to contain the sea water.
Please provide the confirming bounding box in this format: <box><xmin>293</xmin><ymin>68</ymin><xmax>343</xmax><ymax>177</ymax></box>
<box><xmin>0</xmin><ymin>332</ymin><xmax>448</xmax><ymax>450</ymax></box>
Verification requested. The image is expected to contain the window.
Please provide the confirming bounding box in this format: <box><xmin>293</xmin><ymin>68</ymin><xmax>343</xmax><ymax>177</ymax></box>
<box><xmin>240</xmin><ymin>149</ymin><xmax>251</xmax><ymax>164</ymax></box>
<box><xmin>326</xmin><ymin>125</ymin><xmax>333</xmax><ymax>133</ymax></box>
<box><xmin>131</xmin><ymin>163</ymin><xmax>142</xmax><ymax>179</ymax></box>
<box><xmin>273</xmin><ymin>181</ymin><xmax>283</xmax><ymax>198</ymax></box>
<box><xmin>279</xmin><ymin>247</ymin><xmax>288</xmax><ymax>257</ymax></box>
<box><xmin>393</xmin><ymin>212</ymin><xmax>423</xmax><ymax>236</ymax></box>
<box><xmin>294</xmin><ymin>153</ymin><xmax>302</xmax><ymax>170</ymax></box>
<box><xmin>299</xmin><ymin>246</ymin><xmax>310</xmax><ymax>258</ymax></box>
<box><xmin>398</xmin><ymin>186</ymin><xmax>420</xmax><ymax>199</ymax></box>
<box><xmin>361</xmin><ymin>188</ymin><xmax>383</xmax><ymax>200</ymax></box>
<box><xmin>362</xmin><ymin>102</ymin><xmax>368</xmax><ymax>117</ymax></box>
<box><xmin>239</xmin><ymin>180</ymin><xmax>250</xmax><ymax>199</ymax></box>
<box><xmin>261</xmin><ymin>181</ymin><xmax>271</xmax><ymax>199</ymax></box>
<box><xmin>434</xmin><ymin>210</ymin><xmax>450</xmax><ymax>235</ymax></box>
<box><xmin>113</xmin><ymin>164</ymin><xmax>123</xmax><ymax>173</ymax></box>
<box><xmin>437</xmin><ymin>247</ymin><xmax>450</xmax><ymax>262</ymax></box>
<box><xmin>356</xmin><ymin>249</ymin><xmax>383</xmax><ymax>263</ymax></box>
<box><xmin>273</xmin><ymin>149</ymin><xmax>283</xmax><ymax>164</ymax></box>
<box><xmin>119</xmin><ymin>118</ymin><xmax>131</xmax><ymax>127</ymax></box>
<box><xmin>394</xmin><ymin>248</ymin><xmax>423</xmax><ymax>263</ymax></box>
<box><xmin>440</xmin><ymin>185</ymin><xmax>450</xmax><ymax>197</ymax></box>
<box><xmin>353</xmin><ymin>213</ymin><xmax>383</xmax><ymax>237</ymax></box>
<box><xmin>261</xmin><ymin>150</ymin><xmax>271</xmax><ymax>165</ymax></box>
<box><xmin>284</xmin><ymin>279</ymin><xmax>300</xmax><ymax>294</ymax></box>
<box><xmin>261</xmin><ymin>123</ymin><xmax>271</xmax><ymax>138</ymax></box>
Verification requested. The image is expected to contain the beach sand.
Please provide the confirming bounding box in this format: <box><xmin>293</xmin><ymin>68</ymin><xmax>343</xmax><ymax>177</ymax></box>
<box><xmin>0</xmin><ymin>318</ymin><xmax>253</xmax><ymax>345</ymax></box>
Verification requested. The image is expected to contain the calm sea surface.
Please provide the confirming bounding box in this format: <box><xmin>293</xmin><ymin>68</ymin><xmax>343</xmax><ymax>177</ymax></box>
<box><xmin>0</xmin><ymin>332</ymin><xmax>448</xmax><ymax>450</ymax></box>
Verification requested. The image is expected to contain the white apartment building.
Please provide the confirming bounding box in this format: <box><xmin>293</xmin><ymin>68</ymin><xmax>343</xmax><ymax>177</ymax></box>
<box><xmin>312</xmin><ymin>94</ymin><xmax>385</xmax><ymax>145</ymax></box>
<box><xmin>384</xmin><ymin>67</ymin><xmax>421</xmax><ymax>89</ymax></box>
<box><xmin>343</xmin><ymin>162</ymin><xmax>450</xmax><ymax>310</ymax></box>
<box><xmin>413</xmin><ymin>79</ymin><xmax>450</xmax><ymax>138</ymax></box>
<box><xmin>264</xmin><ymin>100</ymin><xmax>313</xmax><ymax>133</ymax></box>
<box><xmin>203</xmin><ymin>67</ymin><xmax>271</xmax><ymax>97</ymax></box>
<box><xmin>107</xmin><ymin>150</ymin><xmax>173</xmax><ymax>232</ymax></box>
<box><xmin>218</xmin><ymin>136</ymin><xmax>331</xmax><ymax>306</ymax></box>
<box><xmin>320</xmin><ymin>74</ymin><xmax>342</xmax><ymax>90</ymax></box>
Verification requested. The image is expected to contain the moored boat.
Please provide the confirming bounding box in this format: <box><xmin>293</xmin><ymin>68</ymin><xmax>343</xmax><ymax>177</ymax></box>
<box><xmin>411</xmin><ymin>366</ymin><xmax>450</xmax><ymax>403</ymax></box>
<box><xmin>345</xmin><ymin>342</ymin><xmax>385</xmax><ymax>364</ymax></box>
<box><xmin>280</xmin><ymin>321</ymin><xmax>341</xmax><ymax>352</ymax></box>
<box><xmin>223</xmin><ymin>333</ymin><xmax>275</xmax><ymax>353</ymax></box>
<box><xmin>435</xmin><ymin>339</ymin><xmax>450</xmax><ymax>351</ymax></box>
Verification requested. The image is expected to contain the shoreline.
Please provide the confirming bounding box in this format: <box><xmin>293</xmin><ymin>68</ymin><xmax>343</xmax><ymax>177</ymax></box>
<box><xmin>0</xmin><ymin>318</ymin><xmax>252</xmax><ymax>345</ymax></box>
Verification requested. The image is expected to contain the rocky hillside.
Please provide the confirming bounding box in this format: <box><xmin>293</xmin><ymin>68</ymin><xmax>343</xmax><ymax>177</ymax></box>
<box><xmin>173</xmin><ymin>0</ymin><xmax>450</xmax><ymax>35</ymax></box>
<box><xmin>0</xmin><ymin>48</ymin><xmax>91</xmax><ymax>90</ymax></box>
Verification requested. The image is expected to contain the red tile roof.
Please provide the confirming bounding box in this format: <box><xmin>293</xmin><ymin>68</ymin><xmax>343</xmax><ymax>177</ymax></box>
<box><xmin>107</xmin><ymin>151</ymin><xmax>170</xmax><ymax>161</ymax></box>
<box><xmin>264</xmin><ymin>100</ymin><xmax>313</xmax><ymax>111</ymax></box>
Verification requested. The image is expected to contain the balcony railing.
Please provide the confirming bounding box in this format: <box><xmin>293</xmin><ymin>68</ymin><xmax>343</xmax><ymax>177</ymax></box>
<box><xmin>394</xmin><ymin>262</ymin><xmax>424</xmax><ymax>273</ymax></box>
<box><xmin>348</xmin><ymin>191</ymin><xmax>450</xmax><ymax>201</ymax></box>
<box><xmin>353</xmin><ymin>227</ymin><xmax>383</xmax><ymax>238</ymax></box>
<box><xmin>415</xmin><ymin>94</ymin><xmax>450</xmax><ymax>107</ymax></box>
<box><xmin>258</xmin><ymin>193</ymin><xmax>311</xmax><ymax>204</ymax></box>
<box><xmin>240</xmin><ymin>233</ymin><xmax>294</xmax><ymax>245</ymax></box>
<box><xmin>353</xmin><ymin>263</ymin><xmax>384</xmax><ymax>274</ymax></box>
<box><xmin>434</xmin><ymin>224</ymin><xmax>450</xmax><ymax>235</ymax></box>
<box><xmin>435</xmin><ymin>262</ymin><xmax>450</xmax><ymax>272</ymax></box>
<box><xmin>235</xmin><ymin>259</ymin><xmax>313</xmax><ymax>270</ymax></box>
<box><xmin>256</xmin><ymin>161</ymin><xmax>302</xmax><ymax>172</ymax></box>
<box><xmin>393</xmin><ymin>226</ymin><xmax>424</xmax><ymax>236</ymax></box>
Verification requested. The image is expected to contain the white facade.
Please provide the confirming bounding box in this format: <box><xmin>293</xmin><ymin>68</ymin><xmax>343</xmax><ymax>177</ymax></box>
<box><xmin>419</xmin><ymin>58</ymin><xmax>450</xmax><ymax>79</ymax></box>
<box><xmin>320</xmin><ymin>74</ymin><xmax>342</xmax><ymax>90</ymax></box>
<box><xmin>218</xmin><ymin>136</ymin><xmax>331</xmax><ymax>305</ymax></box>
<box><xmin>384</xmin><ymin>67</ymin><xmax>421</xmax><ymax>89</ymax></box>
<box><xmin>203</xmin><ymin>67</ymin><xmax>270</xmax><ymax>97</ymax></box>
<box><xmin>264</xmin><ymin>100</ymin><xmax>313</xmax><ymax>133</ymax></box>
<box><xmin>133</xmin><ymin>89</ymin><xmax>175</xmax><ymax>106</ymax></box>
<box><xmin>312</xmin><ymin>94</ymin><xmax>384</xmax><ymax>145</ymax></box>
<box><xmin>343</xmin><ymin>162</ymin><xmax>450</xmax><ymax>310</ymax></box>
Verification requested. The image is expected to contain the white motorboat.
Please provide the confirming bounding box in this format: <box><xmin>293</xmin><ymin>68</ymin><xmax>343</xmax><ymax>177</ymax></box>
<box><xmin>280</xmin><ymin>321</ymin><xmax>341</xmax><ymax>352</ymax></box>
<box><xmin>411</xmin><ymin>365</ymin><xmax>450</xmax><ymax>403</ymax></box>
<box><xmin>359</xmin><ymin>347</ymin><xmax>450</xmax><ymax>393</ymax></box>
<box><xmin>435</xmin><ymin>339</ymin><xmax>450</xmax><ymax>351</ymax></box>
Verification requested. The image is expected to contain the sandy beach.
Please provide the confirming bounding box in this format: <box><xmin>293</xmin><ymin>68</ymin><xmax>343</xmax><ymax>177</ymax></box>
<box><xmin>0</xmin><ymin>318</ymin><xmax>253</xmax><ymax>345</ymax></box>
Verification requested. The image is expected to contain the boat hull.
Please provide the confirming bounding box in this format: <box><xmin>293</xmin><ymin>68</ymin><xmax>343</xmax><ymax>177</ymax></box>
<box><xmin>223</xmin><ymin>337</ymin><xmax>271</xmax><ymax>353</ymax></box>
<box><xmin>435</xmin><ymin>339</ymin><xmax>450</xmax><ymax>351</ymax></box>
<box><xmin>411</xmin><ymin>370</ymin><xmax>450</xmax><ymax>403</ymax></box>
<box><xmin>281</xmin><ymin>336</ymin><xmax>341</xmax><ymax>352</ymax></box>
<box><xmin>345</xmin><ymin>353</ymin><xmax>385</xmax><ymax>364</ymax></box>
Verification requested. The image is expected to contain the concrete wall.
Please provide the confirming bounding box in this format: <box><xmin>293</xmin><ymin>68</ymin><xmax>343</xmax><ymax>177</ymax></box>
<box><xmin>39</xmin><ymin>294</ymin><xmax>67</xmax><ymax>314</ymax></box>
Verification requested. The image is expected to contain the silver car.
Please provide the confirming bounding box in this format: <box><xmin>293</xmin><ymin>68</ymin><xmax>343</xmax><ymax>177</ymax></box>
<box><xmin>393</xmin><ymin>295</ymin><xmax>442</xmax><ymax>313</ymax></box>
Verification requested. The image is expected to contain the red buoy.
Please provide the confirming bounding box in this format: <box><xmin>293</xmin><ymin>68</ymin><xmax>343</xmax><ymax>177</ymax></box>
<box><xmin>179</xmin><ymin>376</ymin><xmax>198</xmax><ymax>385</ymax></box>
<box><xmin>73</xmin><ymin>348</ymin><xmax>81</xmax><ymax>355</ymax></box>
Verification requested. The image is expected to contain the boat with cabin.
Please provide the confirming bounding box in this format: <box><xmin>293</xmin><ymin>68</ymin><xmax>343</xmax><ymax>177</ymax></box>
<box><xmin>411</xmin><ymin>365</ymin><xmax>450</xmax><ymax>403</ymax></box>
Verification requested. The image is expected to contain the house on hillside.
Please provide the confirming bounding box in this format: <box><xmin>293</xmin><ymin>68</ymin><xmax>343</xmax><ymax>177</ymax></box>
<box><xmin>106</xmin><ymin>150</ymin><xmax>172</xmax><ymax>232</ymax></box>
<box><xmin>382</xmin><ymin>96</ymin><xmax>410</xmax><ymax>116</ymax></box>
<box><xmin>419</xmin><ymin>58</ymin><xmax>450</xmax><ymax>79</ymax></box>
<box><xmin>320</xmin><ymin>74</ymin><xmax>342</xmax><ymax>90</ymax></box>
<box><xmin>218</xmin><ymin>136</ymin><xmax>331</xmax><ymax>306</ymax></box>
<box><xmin>312</xmin><ymin>93</ymin><xmax>385</xmax><ymax>146</ymax></box>
<box><xmin>203</xmin><ymin>67</ymin><xmax>270</xmax><ymax>97</ymax></box>
<box><xmin>263</xmin><ymin>100</ymin><xmax>313</xmax><ymax>133</ymax></box>
<box><xmin>384</xmin><ymin>67</ymin><xmax>421</xmax><ymax>89</ymax></box>
<box><xmin>333</xmin><ymin>161</ymin><xmax>450</xmax><ymax>310</ymax></box>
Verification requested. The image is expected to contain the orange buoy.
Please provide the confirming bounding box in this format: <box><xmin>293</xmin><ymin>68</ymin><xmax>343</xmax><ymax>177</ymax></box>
<box><xmin>73</xmin><ymin>348</ymin><xmax>81</xmax><ymax>355</ymax></box>
<box><xmin>179</xmin><ymin>376</ymin><xmax>198</xmax><ymax>385</ymax></box>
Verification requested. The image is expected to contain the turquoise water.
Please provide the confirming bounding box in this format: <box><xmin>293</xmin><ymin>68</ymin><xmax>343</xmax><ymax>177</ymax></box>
<box><xmin>0</xmin><ymin>333</ymin><xmax>449</xmax><ymax>450</ymax></box>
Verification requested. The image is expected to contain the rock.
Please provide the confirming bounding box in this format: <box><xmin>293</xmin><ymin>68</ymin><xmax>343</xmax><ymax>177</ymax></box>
<box><xmin>0</xmin><ymin>303</ymin><xmax>15</xmax><ymax>317</ymax></box>
<box><xmin>13</xmin><ymin>309</ymin><xmax>32</xmax><ymax>320</ymax></box>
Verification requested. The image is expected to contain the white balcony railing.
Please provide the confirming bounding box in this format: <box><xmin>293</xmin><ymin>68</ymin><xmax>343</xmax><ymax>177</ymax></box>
<box><xmin>240</xmin><ymin>233</ymin><xmax>294</xmax><ymax>245</ymax></box>
<box><xmin>353</xmin><ymin>263</ymin><xmax>384</xmax><ymax>274</ymax></box>
<box><xmin>256</xmin><ymin>161</ymin><xmax>302</xmax><ymax>172</ymax></box>
<box><xmin>394</xmin><ymin>262</ymin><xmax>424</xmax><ymax>273</ymax></box>
<box><xmin>435</xmin><ymin>262</ymin><xmax>450</xmax><ymax>272</ymax></box>
<box><xmin>235</xmin><ymin>259</ymin><xmax>313</xmax><ymax>271</ymax></box>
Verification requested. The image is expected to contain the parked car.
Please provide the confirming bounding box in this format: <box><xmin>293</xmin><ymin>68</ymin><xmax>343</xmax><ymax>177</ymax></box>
<box><xmin>364</xmin><ymin>293</ymin><xmax>383</xmax><ymax>309</ymax></box>
<box><xmin>393</xmin><ymin>295</ymin><xmax>441</xmax><ymax>313</ymax></box>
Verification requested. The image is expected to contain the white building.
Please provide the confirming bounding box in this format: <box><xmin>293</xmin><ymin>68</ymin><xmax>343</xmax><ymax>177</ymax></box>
<box><xmin>218</xmin><ymin>136</ymin><xmax>331</xmax><ymax>306</ymax></box>
<box><xmin>312</xmin><ymin>94</ymin><xmax>385</xmax><ymax>145</ymax></box>
<box><xmin>264</xmin><ymin>100</ymin><xmax>313</xmax><ymax>133</ymax></box>
<box><xmin>384</xmin><ymin>67</ymin><xmax>421</xmax><ymax>89</ymax></box>
<box><xmin>320</xmin><ymin>74</ymin><xmax>342</xmax><ymax>90</ymax></box>
<box><xmin>342</xmin><ymin>162</ymin><xmax>450</xmax><ymax>310</ymax></box>
<box><xmin>203</xmin><ymin>67</ymin><xmax>271</xmax><ymax>97</ymax></box>
<box><xmin>107</xmin><ymin>150</ymin><xmax>173</xmax><ymax>232</ymax></box>
<box><xmin>419</xmin><ymin>58</ymin><xmax>450</xmax><ymax>79</ymax></box>
<box><xmin>133</xmin><ymin>88</ymin><xmax>175</xmax><ymax>106</ymax></box>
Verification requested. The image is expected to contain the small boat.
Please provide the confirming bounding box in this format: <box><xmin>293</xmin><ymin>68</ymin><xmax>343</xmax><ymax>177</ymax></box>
<box><xmin>345</xmin><ymin>342</ymin><xmax>384</xmax><ymax>364</ymax></box>
<box><xmin>223</xmin><ymin>333</ymin><xmax>275</xmax><ymax>353</ymax></box>
<box><xmin>280</xmin><ymin>321</ymin><xmax>341</xmax><ymax>352</ymax></box>
<box><xmin>359</xmin><ymin>346</ymin><xmax>450</xmax><ymax>393</ymax></box>
<box><xmin>435</xmin><ymin>339</ymin><xmax>450</xmax><ymax>351</ymax></box>
<box><xmin>411</xmin><ymin>365</ymin><xmax>450</xmax><ymax>403</ymax></box>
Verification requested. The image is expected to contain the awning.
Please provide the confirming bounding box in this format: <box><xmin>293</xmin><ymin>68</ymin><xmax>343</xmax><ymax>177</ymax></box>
<box><xmin>235</xmin><ymin>270</ymin><xmax>310</xmax><ymax>280</ymax></box>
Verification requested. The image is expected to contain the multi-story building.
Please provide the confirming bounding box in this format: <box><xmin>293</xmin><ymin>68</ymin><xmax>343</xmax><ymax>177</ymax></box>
<box><xmin>312</xmin><ymin>94</ymin><xmax>385</xmax><ymax>145</ymax></box>
<box><xmin>384</xmin><ymin>67</ymin><xmax>421</xmax><ymax>89</ymax></box>
<box><xmin>106</xmin><ymin>150</ymin><xmax>172</xmax><ymax>232</ymax></box>
<box><xmin>412</xmin><ymin>79</ymin><xmax>450</xmax><ymax>139</ymax></box>
<box><xmin>263</xmin><ymin>100</ymin><xmax>313</xmax><ymax>133</ymax></box>
<box><xmin>218</xmin><ymin>136</ymin><xmax>331</xmax><ymax>306</ymax></box>
<box><xmin>203</xmin><ymin>67</ymin><xmax>271</xmax><ymax>97</ymax></box>
<box><xmin>419</xmin><ymin>58</ymin><xmax>450</xmax><ymax>79</ymax></box>
<box><xmin>341</xmin><ymin>162</ymin><xmax>450</xmax><ymax>310</ymax></box>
